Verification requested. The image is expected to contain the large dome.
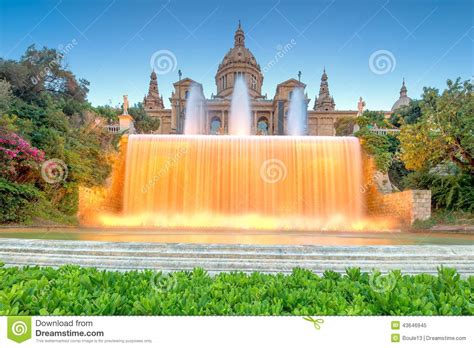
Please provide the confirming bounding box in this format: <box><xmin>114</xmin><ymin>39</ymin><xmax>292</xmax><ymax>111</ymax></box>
<box><xmin>215</xmin><ymin>22</ymin><xmax>263</xmax><ymax>98</ymax></box>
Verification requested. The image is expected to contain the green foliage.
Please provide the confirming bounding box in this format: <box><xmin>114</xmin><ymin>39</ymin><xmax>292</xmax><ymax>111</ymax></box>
<box><xmin>357</xmin><ymin>110</ymin><xmax>387</xmax><ymax>128</ymax></box>
<box><xmin>355</xmin><ymin>128</ymin><xmax>393</xmax><ymax>172</ymax></box>
<box><xmin>389</xmin><ymin>100</ymin><xmax>423</xmax><ymax>127</ymax></box>
<box><xmin>0</xmin><ymin>265</ymin><xmax>471</xmax><ymax>316</ymax></box>
<box><xmin>0</xmin><ymin>79</ymin><xmax>12</xmax><ymax>114</ymax></box>
<box><xmin>399</xmin><ymin>79</ymin><xmax>474</xmax><ymax>172</ymax></box>
<box><xmin>0</xmin><ymin>45</ymin><xmax>116</xmax><ymax>224</ymax></box>
<box><xmin>0</xmin><ymin>178</ymin><xmax>41</xmax><ymax>223</ymax></box>
<box><xmin>128</xmin><ymin>103</ymin><xmax>160</xmax><ymax>134</ymax></box>
<box><xmin>334</xmin><ymin>117</ymin><xmax>356</xmax><ymax>136</ymax></box>
<box><xmin>94</xmin><ymin>105</ymin><xmax>120</xmax><ymax>122</ymax></box>
<box><xmin>403</xmin><ymin>170</ymin><xmax>474</xmax><ymax>212</ymax></box>
<box><xmin>412</xmin><ymin>210</ymin><xmax>474</xmax><ymax>230</ymax></box>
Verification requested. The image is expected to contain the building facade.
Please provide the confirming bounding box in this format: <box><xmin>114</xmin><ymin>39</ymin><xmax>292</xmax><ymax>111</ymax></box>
<box><xmin>143</xmin><ymin>22</ymin><xmax>407</xmax><ymax>136</ymax></box>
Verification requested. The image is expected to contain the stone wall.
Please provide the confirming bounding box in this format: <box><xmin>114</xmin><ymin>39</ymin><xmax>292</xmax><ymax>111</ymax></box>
<box><xmin>362</xmin><ymin>155</ymin><xmax>431</xmax><ymax>224</ymax></box>
<box><xmin>367</xmin><ymin>190</ymin><xmax>431</xmax><ymax>224</ymax></box>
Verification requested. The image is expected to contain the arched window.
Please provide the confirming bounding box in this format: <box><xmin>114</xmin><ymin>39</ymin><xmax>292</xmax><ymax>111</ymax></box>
<box><xmin>210</xmin><ymin>117</ymin><xmax>222</xmax><ymax>135</ymax></box>
<box><xmin>185</xmin><ymin>90</ymin><xmax>189</xmax><ymax>99</ymax></box>
<box><xmin>257</xmin><ymin>117</ymin><xmax>269</xmax><ymax>135</ymax></box>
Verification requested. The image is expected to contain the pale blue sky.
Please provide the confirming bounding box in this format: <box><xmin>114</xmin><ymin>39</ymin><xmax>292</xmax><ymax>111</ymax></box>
<box><xmin>1</xmin><ymin>0</ymin><xmax>472</xmax><ymax>110</ymax></box>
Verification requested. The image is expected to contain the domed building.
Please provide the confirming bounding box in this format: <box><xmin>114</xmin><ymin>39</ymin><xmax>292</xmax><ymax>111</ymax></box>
<box><xmin>391</xmin><ymin>79</ymin><xmax>412</xmax><ymax>112</ymax></box>
<box><xmin>143</xmin><ymin>22</ymin><xmax>400</xmax><ymax>136</ymax></box>
<box><xmin>215</xmin><ymin>21</ymin><xmax>263</xmax><ymax>99</ymax></box>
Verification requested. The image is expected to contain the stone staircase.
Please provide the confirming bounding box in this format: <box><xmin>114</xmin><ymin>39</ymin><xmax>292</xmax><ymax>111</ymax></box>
<box><xmin>0</xmin><ymin>238</ymin><xmax>473</xmax><ymax>275</ymax></box>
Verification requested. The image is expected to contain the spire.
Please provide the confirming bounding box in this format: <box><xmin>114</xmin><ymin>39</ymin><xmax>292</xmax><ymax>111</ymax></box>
<box><xmin>234</xmin><ymin>20</ymin><xmax>245</xmax><ymax>47</ymax></box>
<box><xmin>314</xmin><ymin>68</ymin><xmax>335</xmax><ymax>112</ymax></box>
<box><xmin>144</xmin><ymin>70</ymin><xmax>164</xmax><ymax>110</ymax></box>
<box><xmin>400</xmin><ymin>78</ymin><xmax>407</xmax><ymax>97</ymax></box>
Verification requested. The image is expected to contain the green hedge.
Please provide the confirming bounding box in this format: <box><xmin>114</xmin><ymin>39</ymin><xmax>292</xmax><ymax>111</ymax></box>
<box><xmin>0</xmin><ymin>264</ymin><xmax>472</xmax><ymax>315</ymax></box>
<box><xmin>0</xmin><ymin>178</ymin><xmax>41</xmax><ymax>223</ymax></box>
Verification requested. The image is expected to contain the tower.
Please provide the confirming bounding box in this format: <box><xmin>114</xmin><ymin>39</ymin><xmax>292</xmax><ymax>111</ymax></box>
<box><xmin>144</xmin><ymin>70</ymin><xmax>164</xmax><ymax>110</ymax></box>
<box><xmin>314</xmin><ymin>68</ymin><xmax>335</xmax><ymax>112</ymax></box>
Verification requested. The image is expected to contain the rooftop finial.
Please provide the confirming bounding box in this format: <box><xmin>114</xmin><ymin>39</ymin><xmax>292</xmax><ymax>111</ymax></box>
<box><xmin>234</xmin><ymin>20</ymin><xmax>245</xmax><ymax>47</ymax></box>
<box><xmin>400</xmin><ymin>78</ymin><xmax>407</xmax><ymax>96</ymax></box>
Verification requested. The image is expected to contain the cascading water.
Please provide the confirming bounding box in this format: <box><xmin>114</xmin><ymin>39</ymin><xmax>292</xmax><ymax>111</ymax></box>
<box><xmin>229</xmin><ymin>76</ymin><xmax>251</xmax><ymax>135</ymax></box>
<box><xmin>101</xmin><ymin>134</ymin><xmax>367</xmax><ymax>230</ymax></box>
<box><xmin>287</xmin><ymin>87</ymin><xmax>307</xmax><ymax>136</ymax></box>
<box><xmin>184</xmin><ymin>83</ymin><xmax>207</xmax><ymax>135</ymax></box>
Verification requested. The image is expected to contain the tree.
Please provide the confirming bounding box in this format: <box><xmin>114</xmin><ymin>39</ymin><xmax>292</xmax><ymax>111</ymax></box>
<box><xmin>356</xmin><ymin>110</ymin><xmax>387</xmax><ymax>128</ymax></box>
<box><xmin>128</xmin><ymin>103</ymin><xmax>160</xmax><ymax>134</ymax></box>
<box><xmin>389</xmin><ymin>100</ymin><xmax>422</xmax><ymax>127</ymax></box>
<box><xmin>334</xmin><ymin>117</ymin><xmax>356</xmax><ymax>136</ymax></box>
<box><xmin>355</xmin><ymin>127</ymin><xmax>393</xmax><ymax>172</ymax></box>
<box><xmin>399</xmin><ymin>78</ymin><xmax>473</xmax><ymax>172</ymax></box>
<box><xmin>0</xmin><ymin>45</ymin><xmax>116</xmax><ymax>222</ymax></box>
<box><xmin>0</xmin><ymin>45</ymin><xmax>89</xmax><ymax>103</ymax></box>
<box><xmin>0</xmin><ymin>79</ymin><xmax>12</xmax><ymax>115</ymax></box>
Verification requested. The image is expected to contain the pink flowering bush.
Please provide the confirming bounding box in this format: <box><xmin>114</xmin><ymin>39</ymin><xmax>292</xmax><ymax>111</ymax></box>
<box><xmin>0</xmin><ymin>131</ymin><xmax>45</xmax><ymax>182</ymax></box>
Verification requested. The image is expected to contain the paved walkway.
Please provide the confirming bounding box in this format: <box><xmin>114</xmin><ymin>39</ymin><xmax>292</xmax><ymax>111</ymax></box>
<box><xmin>0</xmin><ymin>238</ymin><xmax>473</xmax><ymax>275</ymax></box>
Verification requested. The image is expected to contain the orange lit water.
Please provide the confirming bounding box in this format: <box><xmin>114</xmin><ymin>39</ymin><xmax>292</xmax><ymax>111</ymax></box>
<box><xmin>98</xmin><ymin>135</ymin><xmax>393</xmax><ymax>231</ymax></box>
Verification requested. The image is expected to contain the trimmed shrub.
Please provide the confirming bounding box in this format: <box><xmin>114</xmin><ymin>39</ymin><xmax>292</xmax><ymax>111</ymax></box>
<box><xmin>0</xmin><ymin>265</ymin><xmax>471</xmax><ymax>316</ymax></box>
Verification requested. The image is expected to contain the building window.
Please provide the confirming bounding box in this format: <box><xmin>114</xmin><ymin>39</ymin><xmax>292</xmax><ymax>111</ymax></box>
<box><xmin>185</xmin><ymin>90</ymin><xmax>189</xmax><ymax>99</ymax></box>
<box><xmin>257</xmin><ymin>117</ymin><xmax>269</xmax><ymax>135</ymax></box>
<box><xmin>251</xmin><ymin>75</ymin><xmax>257</xmax><ymax>90</ymax></box>
<box><xmin>288</xmin><ymin>91</ymin><xmax>293</xmax><ymax>100</ymax></box>
<box><xmin>210</xmin><ymin>116</ymin><xmax>222</xmax><ymax>135</ymax></box>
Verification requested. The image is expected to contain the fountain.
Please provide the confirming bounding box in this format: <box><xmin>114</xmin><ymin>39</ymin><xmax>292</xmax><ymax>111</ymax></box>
<box><xmin>94</xmin><ymin>79</ymin><xmax>388</xmax><ymax>231</ymax></box>
<box><xmin>184</xmin><ymin>83</ymin><xmax>207</xmax><ymax>135</ymax></box>
<box><xmin>287</xmin><ymin>87</ymin><xmax>307</xmax><ymax>136</ymax></box>
<box><xmin>229</xmin><ymin>76</ymin><xmax>251</xmax><ymax>135</ymax></box>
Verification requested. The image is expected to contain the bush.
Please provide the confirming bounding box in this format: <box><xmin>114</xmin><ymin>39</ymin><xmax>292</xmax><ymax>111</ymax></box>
<box><xmin>403</xmin><ymin>171</ymin><xmax>474</xmax><ymax>212</ymax></box>
<box><xmin>0</xmin><ymin>265</ymin><xmax>471</xmax><ymax>316</ymax></box>
<box><xmin>0</xmin><ymin>178</ymin><xmax>41</xmax><ymax>223</ymax></box>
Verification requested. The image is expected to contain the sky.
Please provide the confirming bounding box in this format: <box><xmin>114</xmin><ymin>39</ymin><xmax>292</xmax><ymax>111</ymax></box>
<box><xmin>0</xmin><ymin>0</ymin><xmax>472</xmax><ymax>110</ymax></box>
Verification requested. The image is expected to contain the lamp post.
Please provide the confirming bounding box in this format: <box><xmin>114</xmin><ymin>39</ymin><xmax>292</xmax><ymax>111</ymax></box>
<box><xmin>178</xmin><ymin>69</ymin><xmax>182</xmax><ymax>133</ymax></box>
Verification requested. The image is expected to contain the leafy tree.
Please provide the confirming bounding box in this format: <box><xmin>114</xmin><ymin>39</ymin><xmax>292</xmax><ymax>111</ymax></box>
<box><xmin>0</xmin><ymin>46</ymin><xmax>116</xmax><ymax>223</ymax></box>
<box><xmin>0</xmin><ymin>79</ymin><xmax>12</xmax><ymax>114</ymax></box>
<box><xmin>389</xmin><ymin>100</ymin><xmax>422</xmax><ymax>127</ymax></box>
<box><xmin>128</xmin><ymin>102</ymin><xmax>160</xmax><ymax>133</ymax></box>
<box><xmin>356</xmin><ymin>110</ymin><xmax>387</xmax><ymax>128</ymax></box>
<box><xmin>354</xmin><ymin>127</ymin><xmax>393</xmax><ymax>172</ymax></box>
<box><xmin>399</xmin><ymin>78</ymin><xmax>473</xmax><ymax>172</ymax></box>
<box><xmin>94</xmin><ymin>105</ymin><xmax>120</xmax><ymax>123</ymax></box>
<box><xmin>334</xmin><ymin>117</ymin><xmax>356</xmax><ymax>136</ymax></box>
<box><xmin>0</xmin><ymin>45</ymin><xmax>89</xmax><ymax>103</ymax></box>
